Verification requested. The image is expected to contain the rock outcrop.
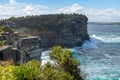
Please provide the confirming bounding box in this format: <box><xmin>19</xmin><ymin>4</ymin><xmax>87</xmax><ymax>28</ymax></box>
<box><xmin>4</xmin><ymin>14</ymin><xmax>90</xmax><ymax>48</ymax></box>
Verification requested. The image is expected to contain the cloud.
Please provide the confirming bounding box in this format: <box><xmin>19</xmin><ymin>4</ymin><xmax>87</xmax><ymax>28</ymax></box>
<box><xmin>0</xmin><ymin>2</ymin><xmax>120</xmax><ymax>22</ymax></box>
<box><xmin>85</xmin><ymin>8</ymin><xmax>120</xmax><ymax>22</ymax></box>
<box><xmin>22</xmin><ymin>5</ymin><xmax>48</xmax><ymax>15</ymax></box>
<box><xmin>24</xmin><ymin>5</ymin><xmax>35</xmax><ymax>12</ymax></box>
<box><xmin>9</xmin><ymin>0</ymin><xmax>17</xmax><ymax>4</ymax></box>
<box><xmin>56</xmin><ymin>3</ymin><xmax>120</xmax><ymax>22</ymax></box>
<box><xmin>57</xmin><ymin>3</ymin><xmax>84</xmax><ymax>13</ymax></box>
<box><xmin>0</xmin><ymin>1</ymin><xmax>48</xmax><ymax>19</ymax></box>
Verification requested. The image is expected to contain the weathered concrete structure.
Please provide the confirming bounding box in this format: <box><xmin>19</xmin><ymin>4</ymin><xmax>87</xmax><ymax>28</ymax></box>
<box><xmin>15</xmin><ymin>36</ymin><xmax>41</xmax><ymax>63</ymax></box>
<box><xmin>0</xmin><ymin>46</ymin><xmax>20</xmax><ymax>64</ymax></box>
<box><xmin>15</xmin><ymin>36</ymin><xmax>41</xmax><ymax>50</ymax></box>
<box><xmin>0</xmin><ymin>32</ymin><xmax>20</xmax><ymax>45</ymax></box>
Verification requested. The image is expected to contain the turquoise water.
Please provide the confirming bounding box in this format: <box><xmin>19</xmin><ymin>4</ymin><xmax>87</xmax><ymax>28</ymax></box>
<box><xmin>41</xmin><ymin>24</ymin><xmax>120</xmax><ymax>80</ymax></box>
<box><xmin>73</xmin><ymin>24</ymin><xmax>120</xmax><ymax>80</ymax></box>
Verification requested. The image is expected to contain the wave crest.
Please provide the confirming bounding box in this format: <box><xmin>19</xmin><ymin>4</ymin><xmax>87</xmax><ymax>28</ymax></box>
<box><xmin>82</xmin><ymin>34</ymin><xmax>102</xmax><ymax>49</ymax></box>
<box><xmin>82</xmin><ymin>34</ymin><xmax>120</xmax><ymax>48</ymax></box>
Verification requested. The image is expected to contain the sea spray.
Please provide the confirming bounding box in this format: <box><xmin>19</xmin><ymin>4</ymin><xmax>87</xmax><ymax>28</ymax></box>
<box><xmin>82</xmin><ymin>34</ymin><xmax>102</xmax><ymax>49</ymax></box>
<box><xmin>41</xmin><ymin>50</ymin><xmax>53</xmax><ymax>65</ymax></box>
<box><xmin>41</xmin><ymin>35</ymin><xmax>102</xmax><ymax>65</ymax></box>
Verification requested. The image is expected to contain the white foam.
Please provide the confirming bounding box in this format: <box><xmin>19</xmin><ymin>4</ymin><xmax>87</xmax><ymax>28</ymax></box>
<box><xmin>41</xmin><ymin>50</ymin><xmax>50</xmax><ymax>56</ymax></box>
<box><xmin>41</xmin><ymin>50</ymin><xmax>54</xmax><ymax>65</ymax></box>
<box><xmin>91</xmin><ymin>34</ymin><xmax>120</xmax><ymax>43</ymax></box>
<box><xmin>82</xmin><ymin>34</ymin><xmax>102</xmax><ymax>49</ymax></box>
<box><xmin>82</xmin><ymin>34</ymin><xmax>120</xmax><ymax>49</ymax></box>
<box><xmin>98</xmin><ymin>36</ymin><xmax>120</xmax><ymax>43</ymax></box>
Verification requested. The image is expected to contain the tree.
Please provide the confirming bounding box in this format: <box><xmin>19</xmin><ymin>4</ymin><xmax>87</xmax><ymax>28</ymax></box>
<box><xmin>0</xmin><ymin>60</ymin><xmax>73</xmax><ymax>80</ymax></box>
<box><xmin>42</xmin><ymin>62</ymin><xmax>73</xmax><ymax>80</ymax></box>
<box><xmin>49</xmin><ymin>46</ymin><xmax>85</xmax><ymax>80</ymax></box>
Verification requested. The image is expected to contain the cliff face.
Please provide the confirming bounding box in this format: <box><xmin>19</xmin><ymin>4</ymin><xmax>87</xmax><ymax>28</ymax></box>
<box><xmin>37</xmin><ymin>21</ymin><xmax>89</xmax><ymax>48</ymax></box>
<box><xmin>5</xmin><ymin>14</ymin><xmax>90</xmax><ymax>48</ymax></box>
<box><xmin>27</xmin><ymin>14</ymin><xmax>89</xmax><ymax>47</ymax></box>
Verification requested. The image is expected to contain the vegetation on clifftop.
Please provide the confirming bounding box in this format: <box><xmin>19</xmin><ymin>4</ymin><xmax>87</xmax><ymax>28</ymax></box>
<box><xmin>0</xmin><ymin>46</ymin><xmax>85</xmax><ymax>80</ymax></box>
<box><xmin>0</xmin><ymin>41</ymin><xmax>4</xmax><ymax>47</ymax></box>
<box><xmin>0</xmin><ymin>14</ymin><xmax>88</xmax><ymax>29</ymax></box>
<box><xmin>0</xmin><ymin>26</ymin><xmax>13</xmax><ymax>34</ymax></box>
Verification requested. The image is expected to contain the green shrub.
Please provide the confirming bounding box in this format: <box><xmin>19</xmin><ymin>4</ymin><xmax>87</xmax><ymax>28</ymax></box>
<box><xmin>0</xmin><ymin>66</ymin><xmax>15</xmax><ymax>80</ymax></box>
<box><xmin>12</xmin><ymin>60</ymin><xmax>43</xmax><ymax>80</ymax></box>
<box><xmin>42</xmin><ymin>62</ymin><xmax>73</xmax><ymax>80</ymax></box>
<box><xmin>0</xmin><ymin>46</ymin><xmax>85</xmax><ymax>80</ymax></box>
<box><xmin>0</xmin><ymin>26</ymin><xmax>13</xmax><ymax>33</ymax></box>
<box><xmin>0</xmin><ymin>60</ymin><xmax>74</xmax><ymax>80</ymax></box>
<box><xmin>49</xmin><ymin>46</ymin><xmax>84</xmax><ymax>80</ymax></box>
<box><xmin>0</xmin><ymin>41</ymin><xmax>4</xmax><ymax>47</ymax></box>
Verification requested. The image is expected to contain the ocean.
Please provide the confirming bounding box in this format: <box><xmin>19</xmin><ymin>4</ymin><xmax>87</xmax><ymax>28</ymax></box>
<box><xmin>41</xmin><ymin>24</ymin><xmax>120</xmax><ymax>80</ymax></box>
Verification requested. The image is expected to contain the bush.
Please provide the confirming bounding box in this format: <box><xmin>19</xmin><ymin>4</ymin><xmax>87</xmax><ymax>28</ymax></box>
<box><xmin>0</xmin><ymin>41</ymin><xmax>4</xmax><ymax>47</ymax></box>
<box><xmin>0</xmin><ymin>46</ymin><xmax>85</xmax><ymax>80</ymax></box>
<box><xmin>42</xmin><ymin>62</ymin><xmax>73</xmax><ymax>80</ymax></box>
<box><xmin>0</xmin><ymin>66</ymin><xmax>15</xmax><ymax>80</ymax></box>
<box><xmin>0</xmin><ymin>61</ymin><xmax>74</xmax><ymax>80</ymax></box>
<box><xmin>12</xmin><ymin>60</ymin><xmax>43</xmax><ymax>80</ymax></box>
<box><xmin>49</xmin><ymin>46</ymin><xmax>84</xmax><ymax>80</ymax></box>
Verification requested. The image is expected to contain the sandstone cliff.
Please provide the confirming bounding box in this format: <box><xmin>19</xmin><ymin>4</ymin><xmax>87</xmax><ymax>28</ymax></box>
<box><xmin>3</xmin><ymin>14</ymin><xmax>90</xmax><ymax>48</ymax></box>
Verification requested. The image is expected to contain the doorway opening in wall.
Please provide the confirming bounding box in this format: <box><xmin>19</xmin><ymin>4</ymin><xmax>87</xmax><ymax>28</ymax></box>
<box><xmin>0</xmin><ymin>52</ymin><xmax>3</xmax><ymax>60</ymax></box>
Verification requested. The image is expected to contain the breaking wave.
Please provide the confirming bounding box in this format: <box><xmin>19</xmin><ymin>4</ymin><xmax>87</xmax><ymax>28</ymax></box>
<box><xmin>82</xmin><ymin>34</ymin><xmax>102</xmax><ymax>49</ymax></box>
<box><xmin>82</xmin><ymin>34</ymin><xmax>120</xmax><ymax>49</ymax></box>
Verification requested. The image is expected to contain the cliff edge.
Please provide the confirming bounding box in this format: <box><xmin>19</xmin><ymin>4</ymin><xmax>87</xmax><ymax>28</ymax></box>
<box><xmin>3</xmin><ymin>14</ymin><xmax>90</xmax><ymax>48</ymax></box>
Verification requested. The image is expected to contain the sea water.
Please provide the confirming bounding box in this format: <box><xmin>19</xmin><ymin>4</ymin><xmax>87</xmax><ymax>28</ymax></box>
<box><xmin>41</xmin><ymin>24</ymin><xmax>120</xmax><ymax>80</ymax></box>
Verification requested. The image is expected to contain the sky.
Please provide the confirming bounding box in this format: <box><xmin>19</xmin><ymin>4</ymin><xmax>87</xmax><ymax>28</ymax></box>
<box><xmin>0</xmin><ymin>0</ymin><xmax>120</xmax><ymax>22</ymax></box>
